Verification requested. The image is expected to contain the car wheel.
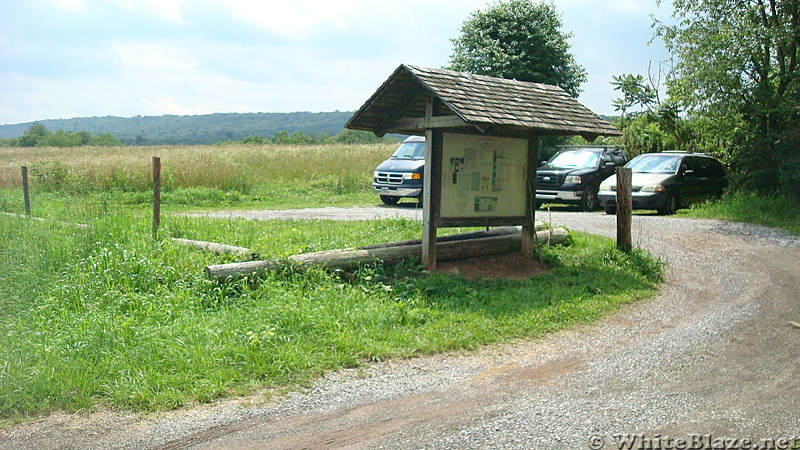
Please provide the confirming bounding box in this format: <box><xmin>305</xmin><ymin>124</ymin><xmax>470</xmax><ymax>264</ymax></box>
<box><xmin>657</xmin><ymin>192</ymin><xmax>678</xmax><ymax>215</ymax></box>
<box><xmin>380</xmin><ymin>195</ymin><xmax>400</xmax><ymax>205</ymax></box>
<box><xmin>579</xmin><ymin>186</ymin><xmax>600</xmax><ymax>212</ymax></box>
<box><xmin>604</xmin><ymin>205</ymin><xmax>616</xmax><ymax>215</ymax></box>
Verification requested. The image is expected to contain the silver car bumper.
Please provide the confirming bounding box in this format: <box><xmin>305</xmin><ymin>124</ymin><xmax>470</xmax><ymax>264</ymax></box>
<box><xmin>373</xmin><ymin>185</ymin><xmax>422</xmax><ymax>198</ymax></box>
<box><xmin>536</xmin><ymin>190</ymin><xmax>583</xmax><ymax>202</ymax></box>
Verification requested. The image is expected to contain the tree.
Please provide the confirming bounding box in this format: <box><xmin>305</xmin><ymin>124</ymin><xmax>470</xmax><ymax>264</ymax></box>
<box><xmin>657</xmin><ymin>0</ymin><xmax>800</xmax><ymax>195</ymax></box>
<box><xmin>39</xmin><ymin>130</ymin><xmax>83</xmax><ymax>147</ymax></box>
<box><xmin>448</xmin><ymin>0</ymin><xmax>587</xmax><ymax>97</ymax></box>
<box><xmin>13</xmin><ymin>123</ymin><xmax>122</xmax><ymax>147</ymax></box>
<box><xmin>611</xmin><ymin>70</ymin><xmax>692</xmax><ymax>152</ymax></box>
<box><xmin>611</xmin><ymin>74</ymin><xmax>659</xmax><ymax>117</ymax></box>
<box><xmin>90</xmin><ymin>133</ymin><xmax>122</xmax><ymax>146</ymax></box>
<box><xmin>18</xmin><ymin>123</ymin><xmax>50</xmax><ymax>147</ymax></box>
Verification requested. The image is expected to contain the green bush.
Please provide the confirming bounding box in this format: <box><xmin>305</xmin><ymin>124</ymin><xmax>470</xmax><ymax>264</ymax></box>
<box><xmin>12</xmin><ymin>123</ymin><xmax>121</xmax><ymax>147</ymax></box>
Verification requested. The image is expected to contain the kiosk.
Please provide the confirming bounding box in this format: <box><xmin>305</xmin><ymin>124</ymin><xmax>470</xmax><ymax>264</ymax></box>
<box><xmin>346</xmin><ymin>65</ymin><xmax>621</xmax><ymax>269</ymax></box>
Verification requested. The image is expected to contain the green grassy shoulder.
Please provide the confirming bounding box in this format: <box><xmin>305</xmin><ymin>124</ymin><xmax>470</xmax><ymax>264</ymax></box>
<box><xmin>683</xmin><ymin>193</ymin><xmax>800</xmax><ymax>235</ymax></box>
<box><xmin>0</xmin><ymin>208</ymin><xmax>663</xmax><ymax>424</ymax></box>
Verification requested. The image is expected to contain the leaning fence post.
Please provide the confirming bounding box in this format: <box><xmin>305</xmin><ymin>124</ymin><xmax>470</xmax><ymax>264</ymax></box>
<box><xmin>616</xmin><ymin>167</ymin><xmax>632</xmax><ymax>252</ymax></box>
<box><xmin>152</xmin><ymin>156</ymin><xmax>161</xmax><ymax>240</ymax></box>
<box><xmin>21</xmin><ymin>166</ymin><xmax>31</xmax><ymax>216</ymax></box>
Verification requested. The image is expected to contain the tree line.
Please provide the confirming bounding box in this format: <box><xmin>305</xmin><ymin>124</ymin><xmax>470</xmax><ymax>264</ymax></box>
<box><xmin>0</xmin><ymin>123</ymin><xmax>121</xmax><ymax>147</ymax></box>
<box><xmin>0</xmin><ymin>123</ymin><xmax>395</xmax><ymax>148</ymax></box>
<box><xmin>0</xmin><ymin>111</ymin><xmax>356</xmax><ymax>146</ymax></box>
<box><xmin>227</xmin><ymin>129</ymin><xmax>397</xmax><ymax>145</ymax></box>
<box><xmin>450</xmin><ymin>0</ymin><xmax>799</xmax><ymax>199</ymax></box>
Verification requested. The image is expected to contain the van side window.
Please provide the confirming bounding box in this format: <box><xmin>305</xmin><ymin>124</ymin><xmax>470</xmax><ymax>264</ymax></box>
<box><xmin>680</xmin><ymin>157</ymin><xmax>694</xmax><ymax>174</ymax></box>
<box><xmin>693</xmin><ymin>158</ymin><xmax>713</xmax><ymax>177</ymax></box>
<box><xmin>709</xmin><ymin>159</ymin><xmax>725</xmax><ymax>177</ymax></box>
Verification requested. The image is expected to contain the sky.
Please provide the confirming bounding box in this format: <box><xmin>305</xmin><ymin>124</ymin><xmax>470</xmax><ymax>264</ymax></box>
<box><xmin>0</xmin><ymin>0</ymin><xmax>675</xmax><ymax>125</ymax></box>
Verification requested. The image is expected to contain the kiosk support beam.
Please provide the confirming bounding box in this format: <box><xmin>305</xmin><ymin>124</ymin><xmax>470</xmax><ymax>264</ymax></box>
<box><xmin>422</xmin><ymin>97</ymin><xmax>443</xmax><ymax>270</ymax></box>
<box><xmin>520</xmin><ymin>133</ymin><xmax>538</xmax><ymax>258</ymax></box>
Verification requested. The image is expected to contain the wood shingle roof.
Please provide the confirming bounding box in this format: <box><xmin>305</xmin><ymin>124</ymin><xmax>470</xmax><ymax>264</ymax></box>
<box><xmin>346</xmin><ymin>64</ymin><xmax>621</xmax><ymax>139</ymax></box>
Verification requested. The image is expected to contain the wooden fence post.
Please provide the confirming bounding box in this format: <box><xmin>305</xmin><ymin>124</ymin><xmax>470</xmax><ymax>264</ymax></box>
<box><xmin>21</xmin><ymin>166</ymin><xmax>31</xmax><ymax>216</ymax></box>
<box><xmin>616</xmin><ymin>167</ymin><xmax>632</xmax><ymax>252</ymax></box>
<box><xmin>152</xmin><ymin>157</ymin><xmax>161</xmax><ymax>240</ymax></box>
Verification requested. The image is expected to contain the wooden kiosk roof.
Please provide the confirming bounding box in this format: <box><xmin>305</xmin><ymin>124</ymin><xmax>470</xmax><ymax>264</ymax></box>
<box><xmin>345</xmin><ymin>64</ymin><xmax>621</xmax><ymax>139</ymax></box>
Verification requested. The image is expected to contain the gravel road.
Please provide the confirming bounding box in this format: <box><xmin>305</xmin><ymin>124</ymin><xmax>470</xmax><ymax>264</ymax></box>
<box><xmin>3</xmin><ymin>208</ymin><xmax>799</xmax><ymax>449</ymax></box>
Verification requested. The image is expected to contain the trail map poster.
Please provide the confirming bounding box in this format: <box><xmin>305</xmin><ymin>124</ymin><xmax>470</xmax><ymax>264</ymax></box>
<box><xmin>440</xmin><ymin>133</ymin><xmax>528</xmax><ymax>218</ymax></box>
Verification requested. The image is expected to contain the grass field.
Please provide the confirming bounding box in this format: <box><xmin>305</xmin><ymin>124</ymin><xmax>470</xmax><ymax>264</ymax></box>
<box><xmin>0</xmin><ymin>144</ymin><xmax>666</xmax><ymax>424</ymax></box>
<box><xmin>0</xmin><ymin>143</ymin><xmax>396</xmax><ymax>210</ymax></box>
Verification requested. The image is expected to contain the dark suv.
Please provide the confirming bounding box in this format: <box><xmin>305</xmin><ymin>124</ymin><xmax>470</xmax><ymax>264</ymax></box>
<box><xmin>598</xmin><ymin>151</ymin><xmax>727</xmax><ymax>215</ymax></box>
<box><xmin>536</xmin><ymin>146</ymin><xmax>627</xmax><ymax>211</ymax></box>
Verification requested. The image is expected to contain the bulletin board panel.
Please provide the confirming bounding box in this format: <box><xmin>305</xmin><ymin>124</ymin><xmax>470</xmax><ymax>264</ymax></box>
<box><xmin>438</xmin><ymin>132</ymin><xmax>529</xmax><ymax>222</ymax></box>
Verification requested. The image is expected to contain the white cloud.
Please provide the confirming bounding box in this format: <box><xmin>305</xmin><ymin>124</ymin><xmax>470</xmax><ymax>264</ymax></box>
<box><xmin>210</xmin><ymin>0</ymin><xmax>356</xmax><ymax>39</ymax></box>
<box><xmin>115</xmin><ymin>0</ymin><xmax>187</xmax><ymax>24</ymax></box>
<box><xmin>48</xmin><ymin>0</ymin><xmax>87</xmax><ymax>12</ymax></box>
<box><xmin>113</xmin><ymin>40</ymin><xmax>197</xmax><ymax>72</ymax></box>
<box><xmin>44</xmin><ymin>0</ymin><xmax>187</xmax><ymax>23</ymax></box>
<box><xmin>0</xmin><ymin>0</ymin><xmax>672</xmax><ymax>123</ymax></box>
<box><xmin>210</xmin><ymin>0</ymin><xmax>488</xmax><ymax>40</ymax></box>
<box><xmin>608</xmin><ymin>0</ymin><xmax>652</xmax><ymax>14</ymax></box>
<box><xmin>555</xmin><ymin>0</ymin><xmax>648</xmax><ymax>13</ymax></box>
<box><xmin>137</xmin><ymin>97</ymin><xmax>212</xmax><ymax>116</ymax></box>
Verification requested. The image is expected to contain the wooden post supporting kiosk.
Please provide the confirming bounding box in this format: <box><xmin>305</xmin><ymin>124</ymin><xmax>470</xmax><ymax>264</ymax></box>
<box><xmin>345</xmin><ymin>65</ymin><xmax>622</xmax><ymax>270</ymax></box>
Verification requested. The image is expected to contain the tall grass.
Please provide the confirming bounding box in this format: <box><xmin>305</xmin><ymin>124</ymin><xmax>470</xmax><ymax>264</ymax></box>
<box><xmin>0</xmin><ymin>143</ymin><xmax>395</xmax><ymax>207</ymax></box>
<box><xmin>0</xmin><ymin>209</ymin><xmax>663</xmax><ymax>421</ymax></box>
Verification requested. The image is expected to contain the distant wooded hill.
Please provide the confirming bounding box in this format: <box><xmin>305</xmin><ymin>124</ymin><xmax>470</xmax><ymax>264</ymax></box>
<box><xmin>0</xmin><ymin>111</ymin><xmax>355</xmax><ymax>145</ymax></box>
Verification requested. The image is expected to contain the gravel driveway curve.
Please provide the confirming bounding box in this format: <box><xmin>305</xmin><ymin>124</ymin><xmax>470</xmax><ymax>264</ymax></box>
<box><xmin>2</xmin><ymin>209</ymin><xmax>799</xmax><ymax>449</ymax></box>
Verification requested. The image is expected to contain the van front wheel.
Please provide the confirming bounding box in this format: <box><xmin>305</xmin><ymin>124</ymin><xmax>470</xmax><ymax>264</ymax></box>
<box><xmin>657</xmin><ymin>192</ymin><xmax>678</xmax><ymax>215</ymax></box>
<box><xmin>380</xmin><ymin>195</ymin><xmax>400</xmax><ymax>205</ymax></box>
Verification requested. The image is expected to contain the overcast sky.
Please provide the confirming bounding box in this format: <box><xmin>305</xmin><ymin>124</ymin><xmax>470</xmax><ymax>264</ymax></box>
<box><xmin>0</xmin><ymin>0</ymin><xmax>674</xmax><ymax>125</ymax></box>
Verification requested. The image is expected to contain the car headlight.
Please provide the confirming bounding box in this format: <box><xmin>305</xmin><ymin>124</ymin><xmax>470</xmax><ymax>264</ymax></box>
<box><xmin>640</xmin><ymin>184</ymin><xmax>667</xmax><ymax>192</ymax></box>
<box><xmin>403</xmin><ymin>172</ymin><xmax>422</xmax><ymax>180</ymax></box>
<box><xmin>564</xmin><ymin>175</ymin><xmax>582</xmax><ymax>184</ymax></box>
<box><xmin>373</xmin><ymin>171</ymin><xmax>379</xmax><ymax>178</ymax></box>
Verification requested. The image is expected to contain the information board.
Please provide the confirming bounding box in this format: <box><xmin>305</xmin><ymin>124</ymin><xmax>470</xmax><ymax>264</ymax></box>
<box><xmin>439</xmin><ymin>133</ymin><xmax>528</xmax><ymax>218</ymax></box>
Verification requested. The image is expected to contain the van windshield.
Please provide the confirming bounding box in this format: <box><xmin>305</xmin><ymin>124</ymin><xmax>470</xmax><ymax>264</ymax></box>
<box><xmin>391</xmin><ymin>142</ymin><xmax>426</xmax><ymax>159</ymax></box>
<box><xmin>626</xmin><ymin>154</ymin><xmax>682</xmax><ymax>174</ymax></box>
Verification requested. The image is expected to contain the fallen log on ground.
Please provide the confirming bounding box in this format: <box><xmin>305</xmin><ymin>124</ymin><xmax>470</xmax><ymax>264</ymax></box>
<box><xmin>171</xmin><ymin>238</ymin><xmax>257</xmax><ymax>258</ymax></box>
<box><xmin>357</xmin><ymin>223</ymin><xmax>545</xmax><ymax>250</ymax></box>
<box><xmin>1</xmin><ymin>212</ymin><xmax>259</xmax><ymax>259</ymax></box>
<box><xmin>205</xmin><ymin>227</ymin><xmax>569</xmax><ymax>280</ymax></box>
